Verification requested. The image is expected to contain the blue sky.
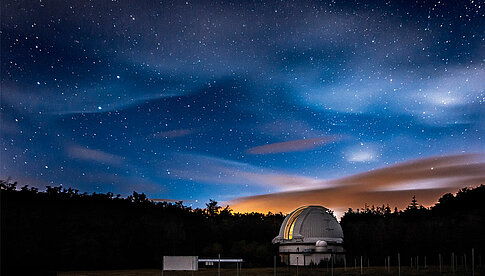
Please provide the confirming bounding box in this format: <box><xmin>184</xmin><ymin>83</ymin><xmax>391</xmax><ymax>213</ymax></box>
<box><xmin>1</xmin><ymin>0</ymin><xmax>484</xmax><ymax>213</ymax></box>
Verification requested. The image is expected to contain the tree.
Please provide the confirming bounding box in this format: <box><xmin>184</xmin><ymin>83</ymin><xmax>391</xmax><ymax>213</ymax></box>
<box><xmin>407</xmin><ymin>195</ymin><xmax>418</xmax><ymax>210</ymax></box>
<box><xmin>205</xmin><ymin>199</ymin><xmax>222</xmax><ymax>216</ymax></box>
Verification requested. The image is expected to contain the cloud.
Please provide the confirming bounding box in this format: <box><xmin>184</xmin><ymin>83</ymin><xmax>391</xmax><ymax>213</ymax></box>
<box><xmin>153</xmin><ymin>129</ymin><xmax>193</xmax><ymax>139</ymax></box>
<box><xmin>257</xmin><ymin>119</ymin><xmax>324</xmax><ymax>139</ymax></box>
<box><xmin>238</xmin><ymin>172</ymin><xmax>326</xmax><ymax>192</ymax></box>
<box><xmin>160</xmin><ymin>153</ymin><xmax>325</xmax><ymax>192</ymax></box>
<box><xmin>150</xmin><ymin>198</ymin><xmax>192</xmax><ymax>203</ymax></box>
<box><xmin>67</xmin><ymin>146</ymin><xmax>125</xmax><ymax>166</ymax></box>
<box><xmin>300</xmin><ymin>67</ymin><xmax>485</xmax><ymax>126</ymax></box>
<box><xmin>1</xmin><ymin>83</ymin><xmax>185</xmax><ymax>115</ymax></box>
<box><xmin>332</xmin><ymin>153</ymin><xmax>485</xmax><ymax>189</ymax></box>
<box><xmin>345</xmin><ymin>143</ymin><xmax>379</xmax><ymax>162</ymax></box>
<box><xmin>348</xmin><ymin>151</ymin><xmax>376</xmax><ymax>162</ymax></box>
<box><xmin>247</xmin><ymin>137</ymin><xmax>338</xmax><ymax>155</ymax></box>
<box><xmin>228</xmin><ymin>153</ymin><xmax>485</xmax><ymax>216</ymax></box>
<box><xmin>75</xmin><ymin>171</ymin><xmax>167</xmax><ymax>195</ymax></box>
<box><xmin>348</xmin><ymin>150</ymin><xmax>377</xmax><ymax>162</ymax></box>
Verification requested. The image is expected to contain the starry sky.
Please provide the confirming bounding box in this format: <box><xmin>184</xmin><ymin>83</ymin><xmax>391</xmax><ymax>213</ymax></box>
<box><xmin>1</xmin><ymin>0</ymin><xmax>484</xmax><ymax>215</ymax></box>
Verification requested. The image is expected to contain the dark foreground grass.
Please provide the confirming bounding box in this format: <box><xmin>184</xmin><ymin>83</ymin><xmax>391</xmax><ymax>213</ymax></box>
<box><xmin>58</xmin><ymin>265</ymin><xmax>485</xmax><ymax>276</ymax></box>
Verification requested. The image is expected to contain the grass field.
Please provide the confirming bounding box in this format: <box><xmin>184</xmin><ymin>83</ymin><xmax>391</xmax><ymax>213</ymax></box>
<box><xmin>58</xmin><ymin>265</ymin><xmax>485</xmax><ymax>275</ymax></box>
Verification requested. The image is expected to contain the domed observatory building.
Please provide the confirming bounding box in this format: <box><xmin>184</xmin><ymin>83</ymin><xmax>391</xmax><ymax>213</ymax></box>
<box><xmin>272</xmin><ymin>206</ymin><xmax>344</xmax><ymax>266</ymax></box>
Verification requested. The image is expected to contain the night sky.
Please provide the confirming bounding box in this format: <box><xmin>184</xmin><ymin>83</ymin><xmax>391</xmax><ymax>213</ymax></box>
<box><xmin>2</xmin><ymin>0</ymin><xmax>484</xmax><ymax>215</ymax></box>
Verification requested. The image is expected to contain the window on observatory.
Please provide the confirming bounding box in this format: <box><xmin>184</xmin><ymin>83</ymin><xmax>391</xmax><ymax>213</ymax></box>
<box><xmin>288</xmin><ymin>219</ymin><xmax>297</xmax><ymax>239</ymax></box>
<box><xmin>284</xmin><ymin>206</ymin><xmax>306</xmax><ymax>239</ymax></box>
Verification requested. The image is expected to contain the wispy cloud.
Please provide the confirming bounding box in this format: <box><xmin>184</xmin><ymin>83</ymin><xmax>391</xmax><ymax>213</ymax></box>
<box><xmin>161</xmin><ymin>153</ymin><xmax>325</xmax><ymax>191</ymax></box>
<box><xmin>228</xmin><ymin>153</ymin><xmax>485</xmax><ymax>215</ymax></box>
<box><xmin>257</xmin><ymin>119</ymin><xmax>324</xmax><ymax>139</ymax></box>
<box><xmin>153</xmin><ymin>129</ymin><xmax>193</xmax><ymax>139</ymax></box>
<box><xmin>1</xmin><ymin>74</ymin><xmax>194</xmax><ymax>116</ymax></box>
<box><xmin>345</xmin><ymin>143</ymin><xmax>379</xmax><ymax>162</ymax></box>
<box><xmin>150</xmin><ymin>198</ymin><xmax>192</xmax><ymax>203</ymax></box>
<box><xmin>300</xmin><ymin>67</ymin><xmax>485</xmax><ymax>126</ymax></box>
<box><xmin>66</xmin><ymin>145</ymin><xmax>125</xmax><ymax>166</ymax></box>
<box><xmin>348</xmin><ymin>151</ymin><xmax>376</xmax><ymax>162</ymax></box>
<box><xmin>247</xmin><ymin>137</ymin><xmax>338</xmax><ymax>155</ymax></box>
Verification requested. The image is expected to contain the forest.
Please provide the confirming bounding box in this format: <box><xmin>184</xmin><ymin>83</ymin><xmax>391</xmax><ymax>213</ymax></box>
<box><xmin>1</xmin><ymin>179</ymin><xmax>484</xmax><ymax>274</ymax></box>
<box><xmin>341</xmin><ymin>187</ymin><xmax>485</xmax><ymax>265</ymax></box>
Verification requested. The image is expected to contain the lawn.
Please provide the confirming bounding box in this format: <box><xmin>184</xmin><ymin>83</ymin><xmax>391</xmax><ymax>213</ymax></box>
<box><xmin>58</xmin><ymin>265</ymin><xmax>484</xmax><ymax>275</ymax></box>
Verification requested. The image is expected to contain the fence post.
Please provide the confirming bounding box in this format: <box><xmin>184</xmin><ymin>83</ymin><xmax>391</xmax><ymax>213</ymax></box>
<box><xmin>398</xmin><ymin>253</ymin><xmax>401</xmax><ymax>276</ymax></box>
<box><xmin>360</xmin><ymin>256</ymin><xmax>363</xmax><ymax>275</ymax></box>
<box><xmin>472</xmin><ymin>248</ymin><xmax>475</xmax><ymax>276</ymax></box>
<box><xmin>455</xmin><ymin>252</ymin><xmax>458</xmax><ymax>275</ymax></box>
<box><xmin>452</xmin><ymin>252</ymin><xmax>454</xmax><ymax>274</ymax></box>
<box><xmin>331</xmin><ymin>254</ymin><xmax>334</xmax><ymax>276</ymax></box>
<box><xmin>344</xmin><ymin>255</ymin><xmax>346</xmax><ymax>272</ymax></box>
<box><xmin>274</xmin><ymin>255</ymin><xmax>276</xmax><ymax>276</ymax></box>
<box><xmin>417</xmin><ymin>256</ymin><xmax>419</xmax><ymax>273</ymax></box>
<box><xmin>296</xmin><ymin>256</ymin><xmax>298</xmax><ymax>276</ymax></box>
<box><xmin>439</xmin><ymin>253</ymin><xmax>442</xmax><ymax>275</ymax></box>
<box><xmin>218</xmin><ymin>253</ymin><xmax>221</xmax><ymax>276</ymax></box>
<box><xmin>452</xmin><ymin>253</ymin><xmax>454</xmax><ymax>274</ymax></box>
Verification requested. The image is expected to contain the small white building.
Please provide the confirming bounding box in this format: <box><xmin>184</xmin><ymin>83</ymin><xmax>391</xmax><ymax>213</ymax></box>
<box><xmin>163</xmin><ymin>256</ymin><xmax>243</xmax><ymax>271</ymax></box>
<box><xmin>163</xmin><ymin>256</ymin><xmax>198</xmax><ymax>271</ymax></box>
<box><xmin>272</xmin><ymin>205</ymin><xmax>344</xmax><ymax>266</ymax></box>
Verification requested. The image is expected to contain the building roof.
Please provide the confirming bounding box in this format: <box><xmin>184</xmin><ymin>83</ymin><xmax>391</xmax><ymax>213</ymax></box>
<box><xmin>272</xmin><ymin>205</ymin><xmax>343</xmax><ymax>244</ymax></box>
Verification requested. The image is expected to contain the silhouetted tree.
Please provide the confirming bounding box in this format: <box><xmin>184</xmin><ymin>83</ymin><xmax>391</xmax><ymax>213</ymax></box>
<box><xmin>205</xmin><ymin>199</ymin><xmax>221</xmax><ymax>216</ymax></box>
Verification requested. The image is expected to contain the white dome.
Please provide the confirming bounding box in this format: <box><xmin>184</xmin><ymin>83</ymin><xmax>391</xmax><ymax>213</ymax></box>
<box><xmin>272</xmin><ymin>205</ymin><xmax>343</xmax><ymax>244</ymax></box>
<box><xmin>315</xmin><ymin>240</ymin><xmax>327</xmax><ymax>247</ymax></box>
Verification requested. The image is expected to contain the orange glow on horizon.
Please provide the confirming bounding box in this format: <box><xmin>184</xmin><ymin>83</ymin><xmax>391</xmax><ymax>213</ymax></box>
<box><xmin>228</xmin><ymin>153</ymin><xmax>485</xmax><ymax>218</ymax></box>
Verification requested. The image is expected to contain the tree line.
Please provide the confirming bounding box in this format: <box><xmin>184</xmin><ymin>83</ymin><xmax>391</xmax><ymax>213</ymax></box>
<box><xmin>0</xmin><ymin>180</ymin><xmax>283</xmax><ymax>274</ymax></box>
<box><xmin>1</xmin><ymin>179</ymin><xmax>484</xmax><ymax>274</ymax></box>
<box><xmin>341</xmin><ymin>186</ymin><xmax>485</xmax><ymax>265</ymax></box>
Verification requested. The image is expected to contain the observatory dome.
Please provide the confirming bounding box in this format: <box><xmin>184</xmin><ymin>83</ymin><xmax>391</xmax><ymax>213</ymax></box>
<box><xmin>272</xmin><ymin>205</ymin><xmax>343</xmax><ymax>244</ymax></box>
<box><xmin>273</xmin><ymin>205</ymin><xmax>344</xmax><ymax>266</ymax></box>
